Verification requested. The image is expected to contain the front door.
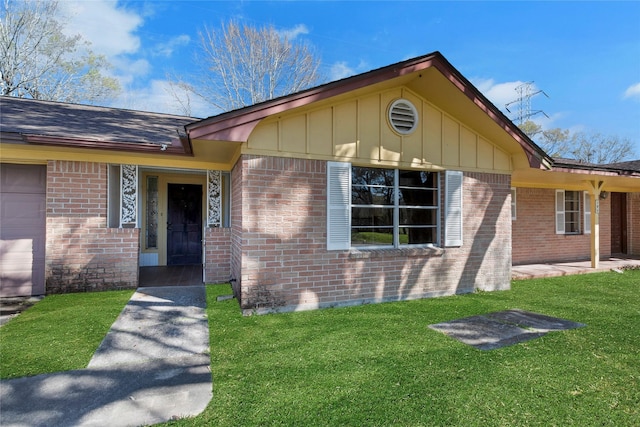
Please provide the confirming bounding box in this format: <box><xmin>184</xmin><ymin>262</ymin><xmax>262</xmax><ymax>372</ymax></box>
<box><xmin>167</xmin><ymin>184</ymin><xmax>202</xmax><ymax>265</ymax></box>
<box><xmin>610</xmin><ymin>192</ymin><xmax>628</xmax><ymax>254</ymax></box>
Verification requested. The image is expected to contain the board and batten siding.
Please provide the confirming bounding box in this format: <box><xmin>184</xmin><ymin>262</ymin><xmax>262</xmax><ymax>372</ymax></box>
<box><xmin>246</xmin><ymin>87</ymin><xmax>512</xmax><ymax>173</ymax></box>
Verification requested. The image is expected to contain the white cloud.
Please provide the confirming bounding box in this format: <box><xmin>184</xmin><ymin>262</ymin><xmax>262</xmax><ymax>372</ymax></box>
<box><xmin>115</xmin><ymin>80</ymin><xmax>212</xmax><ymax>118</ymax></box>
<box><xmin>329</xmin><ymin>61</ymin><xmax>356</xmax><ymax>81</ymax></box>
<box><xmin>278</xmin><ymin>24</ymin><xmax>309</xmax><ymax>40</ymax></box>
<box><xmin>472</xmin><ymin>78</ymin><xmax>526</xmax><ymax>110</ymax></box>
<box><xmin>153</xmin><ymin>35</ymin><xmax>191</xmax><ymax>57</ymax></box>
<box><xmin>623</xmin><ymin>82</ymin><xmax>640</xmax><ymax>100</ymax></box>
<box><xmin>58</xmin><ymin>0</ymin><xmax>142</xmax><ymax>57</ymax></box>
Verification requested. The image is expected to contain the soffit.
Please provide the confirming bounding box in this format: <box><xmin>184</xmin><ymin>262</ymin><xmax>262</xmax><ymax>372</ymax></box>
<box><xmin>513</xmin><ymin>167</ymin><xmax>640</xmax><ymax>193</ymax></box>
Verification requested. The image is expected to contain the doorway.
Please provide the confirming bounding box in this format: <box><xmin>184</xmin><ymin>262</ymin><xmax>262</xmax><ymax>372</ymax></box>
<box><xmin>167</xmin><ymin>183</ymin><xmax>203</xmax><ymax>265</ymax></box>
<box><xmin>610</xmin><ymin>192</ymin><xmax>627</xmax><ymax>254</ymax></box>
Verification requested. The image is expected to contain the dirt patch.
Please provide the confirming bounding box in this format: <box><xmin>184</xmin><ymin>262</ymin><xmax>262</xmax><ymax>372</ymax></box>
<box><xmin>0</xmin><ymin>296</ymin><xmax>43</xmax><ymax>326</ymax></box>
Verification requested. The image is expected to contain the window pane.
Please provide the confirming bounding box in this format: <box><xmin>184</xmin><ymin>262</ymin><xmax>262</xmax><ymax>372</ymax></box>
<box><xmin>398</xmin><ymin>188</ymin><xmax>437</xmax><ymax>206</ymax></box>
<box><xmin>352</xmin><ymin>228</ymin><xmax>393</xmax><ymax>246</ymax></box>
<box><xmin>399</xmin><ymin>170</ymin><xmax>436</xmax><ymax>188</ymax></box>
<box><xmin>145</xmin><ymin>176</ymin><xmax>158</xmax><ymax>249</ymax></box>
<box><xmin>399</xmin><ymin>208</ymin><xmax>437</xmax><ymax>226</ymax></box>
<box><xmin>352</xmin><ymin>186</ymin><xmax>394</xmax><ymax>205</ymax></box>
<box><xmin>564</xmin><ymin>191</ymin><xmax>580</xmax><ymax>233</ymax></box>
<box><xmin>566</xmin><ymin>211</ymin><xmax>580</xmax><ymax>233</ymax></box>
<box><xmin>399</xmin><ymin>227</ymin><xmax>437</xmax><ymax>245</ymax></box>
<box><xmin>352</xmin><ymin>167</ymin><xmax>394</xmax><ymax>186</ymax></box>
<box><xmin>352</xmin><ymin>207</ymin><xmax>393</xmax><ymax>227</ymax></box>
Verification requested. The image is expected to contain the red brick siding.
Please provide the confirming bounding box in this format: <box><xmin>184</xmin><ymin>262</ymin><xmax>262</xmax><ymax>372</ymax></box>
<box><xmin>234</xmin><ymin>155</ymin><xmax>512</xmax><ymax>313</ymax></box>
<box><xmin>512</xmin><ymin>187</ymin><xmax>611</xmax><ymax>264</ymax></box>
<box><xmin>230</xmin><ymin>159</ymin><xmax>243</xmax><ymax>297</ymax></box>
<box><xmin>204</xmin><ymin>227</ymin><xmax>231</xmax><ymax>283</ymax></box>
<box><xmin>45</xmin><ymin>161</ymin><xmax>138</xmax><ymax>293</ymax></box>
<box><xmin>630</xmin><ymin>193</ymin><xmax>640</xmax><ymax>255</ymax></box>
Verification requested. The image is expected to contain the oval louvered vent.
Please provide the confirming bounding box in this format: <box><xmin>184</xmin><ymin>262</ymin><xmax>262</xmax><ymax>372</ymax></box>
<box><xmin>388</xmin><ymin>99</ymin><xmax>418</xmax><ymax>135</ymax></box>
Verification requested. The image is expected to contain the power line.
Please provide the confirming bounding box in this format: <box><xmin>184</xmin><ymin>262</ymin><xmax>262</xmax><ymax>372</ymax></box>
<box><xmin>505</xmin><ymin>81</ymin><xmax>549</xmax><ymax>125</ymax></box>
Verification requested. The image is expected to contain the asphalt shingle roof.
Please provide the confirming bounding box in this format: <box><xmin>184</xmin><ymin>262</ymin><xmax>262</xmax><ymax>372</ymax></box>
<box><xmin>0</xmin><ymin>96</ymin><xmax>198</xmax><ymax>146</ymax></box>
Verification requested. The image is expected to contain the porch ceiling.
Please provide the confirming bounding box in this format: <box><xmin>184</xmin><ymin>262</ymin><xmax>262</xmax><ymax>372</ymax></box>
<box><xmin>191</xmin><ymin>139</ymin><xmax>241</xmax><ymax>168</ymax></box>
<box><xmin>513</xmin><ymin>167</ymin><xmax>640</xmax><ymax>193</ymax></box>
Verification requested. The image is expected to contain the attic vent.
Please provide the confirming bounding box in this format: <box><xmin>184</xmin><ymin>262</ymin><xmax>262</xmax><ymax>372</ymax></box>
<box><xmin>388</xmin><ymin>99</ymin><xmax>418</xmax><ymax>135</ymax></box>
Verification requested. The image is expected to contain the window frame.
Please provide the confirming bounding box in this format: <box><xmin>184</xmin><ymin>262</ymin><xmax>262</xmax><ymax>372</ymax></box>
<box><xmin>350</xmin><ymin>166</ymin><xmax>440</xmax><ymax>249</ymax></box>
<box><xmin>555</xmin><ymin>189</ymin><xmax>582</xmax><ymax>235</ymax></box>
<box><xmin>327</xmin><ymin>162</ymin><xmax>453</xmax><ymax>251</ymax></box>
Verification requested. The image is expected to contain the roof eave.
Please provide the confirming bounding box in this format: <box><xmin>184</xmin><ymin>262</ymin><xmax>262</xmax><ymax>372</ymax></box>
<box><xmin>186</xmin><ymin>51</ymin><xmax>550</xmax><ymax>169</ymax></box>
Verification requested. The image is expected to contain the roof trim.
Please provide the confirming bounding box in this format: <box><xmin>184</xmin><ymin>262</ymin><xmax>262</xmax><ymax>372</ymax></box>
<box><xmin>552</xmin><ymin>158</ymin><xmax>640</xmax><ymax>177</ymax></box>
<box><xmin>18</xmin><ymin>133</ymin><xmax>193</xmax><ymax>156</ymax></box>
<box><xmin>185</xmin><ymin>51</ymin><xmax>551</xmax><ymax>169</ymax></box>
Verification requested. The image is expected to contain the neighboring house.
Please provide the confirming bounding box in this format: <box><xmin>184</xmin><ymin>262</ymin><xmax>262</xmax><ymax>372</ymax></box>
<box><xmin>1</xmin><ymin>51</ymin><xmax>639</xmax><ymax>313</ymax></box>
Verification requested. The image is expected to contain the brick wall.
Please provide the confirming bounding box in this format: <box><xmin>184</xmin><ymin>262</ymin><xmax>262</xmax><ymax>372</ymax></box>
<box><xmin>230</xmin><ymin>159</ymin><xmax>243</xmax><ymax>297</ymax></box>
<box><xmin>630</xmin><ymin>193</ymin><xmax>640</xmax><ymax>255</ymax></box>
<box><xmin>234</xmin><ymin>155</ymin><xmax>512</xmax><ymax>314</ymax></box>
<box><xmin>512</xmin><ymin>187</ymin><xmax>611</xmax><ymax>264</ymax></box>
<box><xmin>204</xmin><ymin>227</ymin><xmax>231</xmax><ymax>283</ymax></box>
<box><xmin>45</xmin><ymin>161</ymin><xmax>139</xmax><ymax>293</ymax></box>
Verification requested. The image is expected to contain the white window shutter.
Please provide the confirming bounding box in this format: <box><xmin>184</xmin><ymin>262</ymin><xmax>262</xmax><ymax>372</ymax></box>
<box><xmin>555</xmin><ymin>190</ymin><xmax>565</xmax><ymax>234</ymax></box>
<box><xmin>445</xmin><ymin>170</ymin><xmax>463</xmax><ymax>247</ymax></box>
<box><xmin>327</xmin><ymin>162</ymin><xmax>351</xmax><ymax>250</ymax></box>
<box><xmin>583</xmin><ymin>191</ymin><xmax>591</xmax><ymax>234</ymax></box>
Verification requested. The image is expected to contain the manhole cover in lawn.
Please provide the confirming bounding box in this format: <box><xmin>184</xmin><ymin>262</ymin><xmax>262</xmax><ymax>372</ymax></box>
<box><xmin>429</xmin><ymin>309</ymin><xmax>585</xmax><ymax>350</ymax></box>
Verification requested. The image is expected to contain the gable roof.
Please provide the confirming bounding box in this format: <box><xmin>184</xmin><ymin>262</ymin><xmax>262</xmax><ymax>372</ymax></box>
<box><xmin>185</xmin><ymin>51</ymin><xmax>551</xmax><ymax>169</ymax></box>
<box><xmin>0</xmin><ymin>96</ymin><xmax>198</xmax><ymax>155</ymax></box>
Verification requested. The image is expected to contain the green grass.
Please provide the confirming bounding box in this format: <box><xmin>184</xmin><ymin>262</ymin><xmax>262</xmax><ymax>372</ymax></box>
<box><xmin>169</xmin><ymin>271</ymin><xmax>639</xmax><ymax>426</ymax></box>
<box><xmin>0</xmin><ymin>290</ymin><xmax>133</xmax><ymax>379</ymax></box>
<box><xmin>1</xmin><ymin>272</ymin><xmax>638</xmax><ymax>425</ymax></box>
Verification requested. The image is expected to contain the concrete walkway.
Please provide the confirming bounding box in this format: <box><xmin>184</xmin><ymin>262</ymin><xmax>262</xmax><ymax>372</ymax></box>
<box><xmin>512</xmin><ymin>256</ymin><xmax>640</xmax><ymax>280</ymax></box>
<box><xmin>0</xmin><ymin>286</ymin><xmax>212</xmax><ymax>427</ymax></box>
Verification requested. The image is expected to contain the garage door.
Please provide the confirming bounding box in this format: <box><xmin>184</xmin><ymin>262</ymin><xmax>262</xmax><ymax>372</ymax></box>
<box><xmin>0</xmin><ymin>164</ymin><xmax>46</xmax><ymax>297</ymax></box>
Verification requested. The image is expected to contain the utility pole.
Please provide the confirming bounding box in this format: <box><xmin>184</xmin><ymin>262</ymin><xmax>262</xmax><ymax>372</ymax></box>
<box><xmin>505</xmin><ymin>82</ymin><xmax>549</xmax><ymax>125</ymax></box>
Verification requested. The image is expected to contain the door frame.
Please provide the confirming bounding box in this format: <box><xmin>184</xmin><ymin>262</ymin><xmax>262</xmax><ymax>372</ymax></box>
<box><xmin>140</xmin><ymin>171</ymin><xmax>206</xmax><ymax>266</ymax></box>
<box><xmin>610</xmin><ymin>192</ymin><xmax>628</xmax><ymax>254</ymax></box>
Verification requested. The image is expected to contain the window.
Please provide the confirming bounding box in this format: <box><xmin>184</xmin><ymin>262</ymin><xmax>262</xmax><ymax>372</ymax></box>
<box><xmin>145</xmin><ymin>176</ymin><xmax>158</xmax><ymax>248</ymax></box>
<box><xmin>583</xmin><ymin>191</ymin><xmax>591</xmax><ymax>234</ymax></box>
<box><xmin>511</xmin><ymin>187</ymin><xmax>517</xmax><ymax>220</ymax></box>
<box><xmin>555</xmin><ymin>190</ymin><xmax>581</xmax><ymax>234</ymax></box>
<box><xmin>327</xmin><ymin>162</ymin><xmax>450</xmax><ymax>250</ymax></box>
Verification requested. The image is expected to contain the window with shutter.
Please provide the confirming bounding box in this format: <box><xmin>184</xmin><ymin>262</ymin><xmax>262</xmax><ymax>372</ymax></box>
<box><xmin>555</xmin><ymin>190</ymin><xmax>565</xmax><ymax>234</ymax></box>
<box><xmin>326</xmin><ymin>162</ymin><xmax>441</xmax><ymax>250</ymax></box>
<box><xmin>326</xmin><ymin>162</ymin><xmax>351</xmax><ymax>250</ymax></box>
<box><xmin>444</xmin><ymin>170</ymin><xmax>463</xmax><ymax>247</ymax></box>
<box><xmin>556</xmin><ymin>190</ymin><xmax>581</xmax><ymax>234</ymax></box>
<box><xmin>584</xmin><ymin>191</ymin><xmax>591</xmax><ymax>234</ymax></box>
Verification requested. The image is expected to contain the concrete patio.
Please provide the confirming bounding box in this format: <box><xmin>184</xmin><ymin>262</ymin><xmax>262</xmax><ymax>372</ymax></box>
<box><xmin>511</xmin><ymin>256</ymin><xmax>640</xmax><ymax>280</ymax></box>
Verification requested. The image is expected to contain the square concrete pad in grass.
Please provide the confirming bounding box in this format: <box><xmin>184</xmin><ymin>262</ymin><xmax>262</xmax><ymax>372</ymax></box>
<box><xmin>429</xmin><ymin>309</ymin><xmax>585</xmax><ymax>351</ymax></box>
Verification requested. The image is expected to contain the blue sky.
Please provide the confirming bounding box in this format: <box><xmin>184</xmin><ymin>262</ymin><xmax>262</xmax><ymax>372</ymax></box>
<box><xmin>58</xmin><ymin>1</ymin><xmax>640</xmax><ymax>155</ymax></box>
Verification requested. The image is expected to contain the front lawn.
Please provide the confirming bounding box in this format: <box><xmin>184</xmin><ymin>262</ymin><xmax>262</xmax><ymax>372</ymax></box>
<box><xmin>0</xmin><ymin>290</ymin><xmax>133</xmax><ymax>379</ymax></box>
<box><xmin>174</xmin><ymin>271</ymin><xmax>639</xmax><ymax>426</ymax></box>
<box><xmin>1</xmin><ymin>272</ymin><xmax>637</xmax><ymax>426</ymax></box>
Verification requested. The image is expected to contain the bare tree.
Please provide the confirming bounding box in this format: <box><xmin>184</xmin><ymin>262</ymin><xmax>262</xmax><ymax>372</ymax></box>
<box><xmin>519</xmin><ymin>120</ymin><xmax>635</xmax><ymax>163</ymax></box>
<box><xmin>0</xmin><ymin>0</ymin><xmax>119</xmax><ymax>104</ymax></box>
<box><xmin>569</xmin><ymin>131</ymin><xmax>636</xmax><ymax>164</ymax></box>
<box><xmin>175</xmin><ymin>20</ymin><xmax>323</xmax><ymax>113</ymax></box>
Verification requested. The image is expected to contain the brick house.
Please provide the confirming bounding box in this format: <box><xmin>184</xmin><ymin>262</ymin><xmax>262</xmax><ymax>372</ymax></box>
<box><xmin>512</xmin><ymin>159</ymin><xmax>640</xmax><ymax>266</ymax></box>
<box><xmin>2</xmin><ymin>52</ymin><xmax>639</xmax><ymax>313</ymax></box>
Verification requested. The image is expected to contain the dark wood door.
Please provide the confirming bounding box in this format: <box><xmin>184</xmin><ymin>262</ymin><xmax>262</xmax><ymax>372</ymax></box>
<box><xmin>167</xmin><ymin>184</ymin><xmax>202</xmax><ymax>265</ymax></box>
<box><xmin>610</xmin><ymin>192</ymin><xmax>627</xmax><ymax>254</ymax></box>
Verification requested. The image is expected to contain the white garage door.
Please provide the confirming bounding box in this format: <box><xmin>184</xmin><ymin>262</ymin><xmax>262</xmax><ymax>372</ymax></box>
<box><xmin>0</xmin><ymin>164</ymin><xmax>46</xmax><ymax>297</ymax></box>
